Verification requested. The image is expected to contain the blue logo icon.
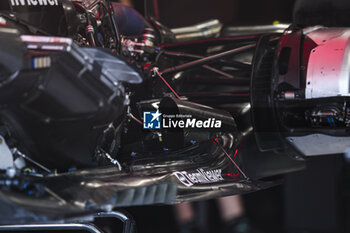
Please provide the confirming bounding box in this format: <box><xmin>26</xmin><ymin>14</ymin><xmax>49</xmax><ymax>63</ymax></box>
<box><xmin>143</xmin><ymin>111</ymin><xmax>162</xmax><ymax>129</ymax></box>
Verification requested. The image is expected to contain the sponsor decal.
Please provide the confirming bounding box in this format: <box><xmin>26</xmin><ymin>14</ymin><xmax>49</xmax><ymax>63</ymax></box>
<box><xmin>173</xmin><ymin>169</ymin><xmax>224</xmax><ymax>187</ymax></box>
<box><xmin>10</xmin><ymin>0</ymin><xmax>59</xmax><ymax>7</ymax></box>
<box><xmin>21</xmin><ymin>35</ymin><xmax>72</xmax><ymax>45</ymax></box>
<box><xmin>143</xmin><ymin>111</ymin><xmax>222</xmax><ymax>130</ymax></box>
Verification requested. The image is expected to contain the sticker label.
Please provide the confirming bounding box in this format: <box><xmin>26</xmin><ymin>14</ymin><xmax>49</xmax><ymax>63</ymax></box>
<box><xmin>173</xmin><ymin>169</ymin><xmax>224</xmax><ymax>187</ymax></box>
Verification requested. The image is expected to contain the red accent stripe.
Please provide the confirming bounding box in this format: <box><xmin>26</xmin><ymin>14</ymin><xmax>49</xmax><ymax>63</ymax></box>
<box><xmin>154</xmin><ymin>69</ymin><xmax>181</xmax><ymax>100</ymax></box>
<box><xmin>233</xmin><ymin>149</ymin><xmax>239</xmax><ymax>159</ymax></box>
<box><xmin>153</xmin><ymin>0</ymin><xmax>160</xmax><ymax>20</ymax></box>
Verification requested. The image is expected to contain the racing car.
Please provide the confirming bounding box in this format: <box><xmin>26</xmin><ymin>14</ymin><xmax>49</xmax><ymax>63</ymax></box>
<box><xmin>0</xmin><ymin>0</ymin><xmax>348</xmax><ymax>230</ymax></box>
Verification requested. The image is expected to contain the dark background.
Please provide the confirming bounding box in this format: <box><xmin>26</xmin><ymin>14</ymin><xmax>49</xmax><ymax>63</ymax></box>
<box><xmin>134</xmin><ymin>0</ymin><xmax>295</xmax><ymax>28</ymax></box>
<box><xmin>123</xmin><ymin>1</ymin><xmax>350</xmax><ymax>233</ymax></box>
<box><xmin>154</xmin><ymin>0</ymin><xmax>295</xmax><ymax>28</ymax></box>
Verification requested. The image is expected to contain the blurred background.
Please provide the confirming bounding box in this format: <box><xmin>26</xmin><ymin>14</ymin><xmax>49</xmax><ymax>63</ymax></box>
<box><xmin>131</xmin><ymin>0</ymin><xmax>295</xmax><ymax>27</ymax></box>
<box><xmin>115</xmin><ymin>1</ymin><xmax>350</xmax><ymax>233</ymax></box>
